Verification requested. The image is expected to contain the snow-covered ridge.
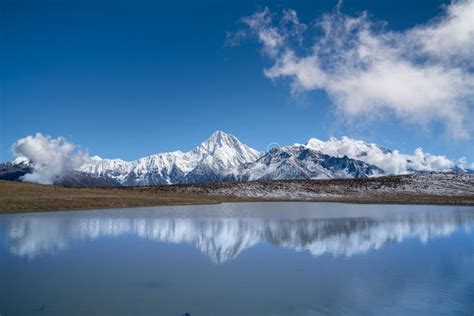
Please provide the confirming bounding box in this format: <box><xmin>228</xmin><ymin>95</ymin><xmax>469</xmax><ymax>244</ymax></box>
<box><xmin>79</xmin><ymin>132</ymin><xmax>463</xmax><ymax>185</ymax></box>
<box><xmin>78</xmin><ymin>131</ymin><xmax>262</xmax><ymax>185</ymax></box>
<box><xmin>7</xmin><ymin>131</ymin><xmax>468</xmax><ymax>186</ymax></box>
<box><xmin>77</xmin><ymin>132</ymin><xmax>387</xmax><ymax>185</ymax></box>
<box><xmin>223</xmin><ymin>144</ymin><xmax>384</xmax><ymax>181</ymax></box>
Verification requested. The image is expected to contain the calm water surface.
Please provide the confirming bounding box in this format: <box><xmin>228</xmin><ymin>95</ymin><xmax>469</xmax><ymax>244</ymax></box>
<box><xmin>0</xmin><ymin>202</ymin><xmax>473</xmax><ymax>315</ymax></box>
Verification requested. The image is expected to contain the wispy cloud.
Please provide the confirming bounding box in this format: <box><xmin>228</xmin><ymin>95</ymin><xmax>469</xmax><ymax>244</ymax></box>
<box><xmin>12</xmin><ymin>133</ymin><xmax>89</xmax><ymax>184</ymax></box>
<box><xmin>230</xmin><ymin>1</ymin><xmax>474</xmax><ymax>139</ymax></box>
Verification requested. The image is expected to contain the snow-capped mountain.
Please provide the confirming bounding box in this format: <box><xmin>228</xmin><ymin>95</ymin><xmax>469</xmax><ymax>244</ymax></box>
<box><xmin>77</xmin><ymin>132</ymin><xmax>381</xmax><ymax>185</ymax></box>
<box><xmin>2</xmin><ymin>131</ymin><xmax>468</xmax><ymax>186</ymax></box>
<box><xmin>223</xmin><ymin>145</ymin><xmax>383</xmax><ymax>181</ymax></box>
<box><xmin>78</xmin><ymin>131</ymin><xmax>262</xmax><ymax>185</ymax></box>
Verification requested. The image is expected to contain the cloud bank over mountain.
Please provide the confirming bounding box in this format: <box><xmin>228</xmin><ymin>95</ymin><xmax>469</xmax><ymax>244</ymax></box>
<box><xmin>229</xmin><ymin>1</ymin><xmax>474</xmax><ymax>139</ymax></box>
<box><xmin>305</xmin><ymin>136</ymin><xmax>456</xmax><ymax>175</ymax></box>
<box><xmin>12</xmin><ymin>133</ymin><xmax>89</xmax><ymax>184</ymax></box>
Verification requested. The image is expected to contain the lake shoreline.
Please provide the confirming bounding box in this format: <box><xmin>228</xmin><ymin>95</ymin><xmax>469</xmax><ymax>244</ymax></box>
<box><xmin>2</xmin><ymin>198</ymin><xmax>474</xmax><ymax>215</ymax></box>
<box><xmin>2</xmin><ymin>175</ymin><xmax>474</xmax><ymax>213</ymax></box>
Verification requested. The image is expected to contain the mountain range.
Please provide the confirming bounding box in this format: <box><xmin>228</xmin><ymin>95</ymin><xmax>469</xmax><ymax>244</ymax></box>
<box><xmin>0</xmin><ymin>131</ymin><xmax>467</xmax><ymax>186</ymax></box>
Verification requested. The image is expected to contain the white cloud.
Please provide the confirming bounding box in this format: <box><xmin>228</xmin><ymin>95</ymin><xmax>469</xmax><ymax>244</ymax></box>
<box><xmin>265</xmin><ymin>52</ymin><xmax>327</xmax><ymax>91</ymax></box>
<box><xmin>458</xmin><ymin>157</ymin><xmax>468</xmax><ymax>169</ymax></box>
<box><xmin>241</xmin><ymin>8</ymin><xmax>285</xmax><ymax>57</ymax></box>
<box><xmin>306</xmin><ymin>136</ymin><xmax>456</xmax><ymax>174</ymax></box>
<box><xmin>235</xmin><ymin>1</ymin><xmax>474</xmax><ymax>139</ymax></box>
<box><xmin>12</xmin><ymin>133</ymin><xmax>89</xmax><ymax>184</ymax></box>
<box><xmin>410</xmin><ymin>1</ymin><xmax>474</xmax><ymax>63</ymax></box>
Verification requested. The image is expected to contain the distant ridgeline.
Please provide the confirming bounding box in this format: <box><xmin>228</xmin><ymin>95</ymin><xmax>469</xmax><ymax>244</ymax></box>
<box><xmin>0</xmin><ymin>131</ymin><xmax>469</xmax><ymax>187</ymax></box>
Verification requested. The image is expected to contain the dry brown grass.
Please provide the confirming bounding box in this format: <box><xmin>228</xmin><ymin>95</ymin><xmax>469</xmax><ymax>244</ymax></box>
<box><xmin>1</xmin><ymin>175</ymin><xmax>473</xmax><ymax>214</ymax></box>
<box><xmin>0</xmin><ymin>180</ymin><xmax>236</xmax><ymax>213</ymax></box>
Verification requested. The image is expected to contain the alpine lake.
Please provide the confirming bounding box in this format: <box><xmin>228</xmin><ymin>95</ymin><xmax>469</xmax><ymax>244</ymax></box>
<box><xmin>1</xmin><ymin>202</ymin><xmax>473</xmax><ymax>315</ymax></box>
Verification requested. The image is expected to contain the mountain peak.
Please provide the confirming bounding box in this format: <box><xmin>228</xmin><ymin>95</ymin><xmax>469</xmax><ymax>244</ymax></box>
<box><xmin>209</xmin><ymin>130</ymin><xmax>237</xmax><ymax>142</ymax></box>
<box><xmin>211</xmin><ymin>130</ymin><xmax>231</xmax><ymax>138</ymax></box>
<box><xmin>190</xmin><ymin>131</ymin><xmax>261</xmax><ymax>171</ymax></box>
<box><xmin>198</xmin><ymin>131</ymin><xmax>242</xmax><ymax>153</ymax></box>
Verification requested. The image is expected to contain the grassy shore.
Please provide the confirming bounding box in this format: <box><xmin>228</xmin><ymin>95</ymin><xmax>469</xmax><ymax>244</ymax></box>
<box><xmin>0</xmin><ymin>180</ymin><xmax>238</xmax><ymax>213</ymax></box>
<box><xmin>1</xmin><ymin>174</ymin><xmax>474</xmax><ymax>213</ymax></box>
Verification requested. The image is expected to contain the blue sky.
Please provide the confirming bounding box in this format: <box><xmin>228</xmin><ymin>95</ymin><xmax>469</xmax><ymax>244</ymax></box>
<box><xmin>1</xmin><ymin>0</ymin><xmax>473</xmax><ymax>163</ymax></box>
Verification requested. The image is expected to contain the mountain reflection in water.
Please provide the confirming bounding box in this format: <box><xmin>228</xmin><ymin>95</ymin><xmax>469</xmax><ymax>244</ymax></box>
<box><xmin>5</xmin><ymin>203</ymin><xmax>474</xmax><ymax>264</ymax></box>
